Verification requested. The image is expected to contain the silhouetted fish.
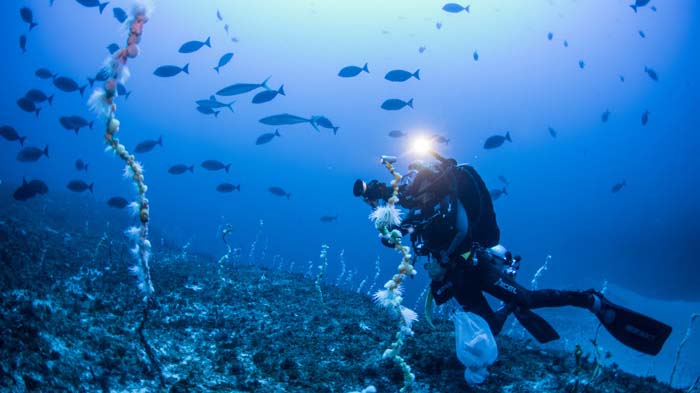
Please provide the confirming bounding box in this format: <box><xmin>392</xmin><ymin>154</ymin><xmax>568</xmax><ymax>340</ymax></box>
<box><xmin>268</xmin><ymin>187</ymin><xmax>291</xmax><ymax>199</ymax></box>
<box><xmin>578</xmin><ymin>60</ymin><xmax>585</xmax><ymax>69</ymax></box>
<box><xmin>436</xmin><ymin>21</ymin><xmax>442</xmax><ymax>30</ymax></box>
<box><xmin>641</xmin><ymin>110</ymin><xmax>650</xmax><ymax>126</ymax></box>
<box><xmin>214</xmin><ymin>52</ymin><xmax>234</xmax><ymax>73</ymax></box>
<box><xmin>483</xmin><ymin>132</ymin><xmax>511</xmax><ymax>149</ymax></box>
<box><xmin>252</xmin><ymin>85</ymin><xmax>285</xmax><ymax>104</ymax></box>
<box><xmin>20</xmin><ymin>7</ymin><xmax>38</xmax><ymax>30</ymax></box>
<box><xmin>601</xmin><ymin>109</ymin><xmax>611</xmax><ymax>123</ymax></box>
<box><xmin>639</xmin><ymin>30</ymin><xmax>646</xmax><ymax>38</ymax></box>
<box><xmin>134</xmin><ymin>136</ymin><xmax>163</xmax><ymax>153</ymax></box>
<box><xmin>75</xmin><ymin>159</ymin><xmax>88</xmax><ymax>172</ymax></box>
<box><xmin>313</xmin><ymin>116</ymin><xmax>339</xmax><ymax>134</ymax></box>
<box><xmin>17</xmin><ymin>98</ymin><xmax>41</xmax><ymax>116</ymax></box>
<box><xmin>442</xmin><ymin>3</ymin><xmax>470</xmax><ymax>13</ymax></box>
<box><xmin>611</xmin><ymin>180</ymin><xmax>626</xmax><ymax>193</ymax></box>
<box><xmin>107</xmin><ymin>196</ymin><xmax>129</xmax><ymax>208</ymax></box>
<box><xmin>619</xmin><ymin>75</ymin><xmax>625</xmax><ymax>82</ymax></box>
<box><xmin>490</xmin><ymin>187</ymin><xmax>508</xmax><ymax>201</ymax></box>
<box><xmin>20</xmin><ymin>35</ymin><xmax>27</xmax><ymax>53</ymax></box>
<box><xmin>548</xmin><ymin>127</ymin><xmax>557</xmax><ymax>138</ymax></box>
<box><xmin>25</xmin><ymin>89</ymin><xmax>54</xmax><ymax>105</ymax></box>
<box><xmin>388</xmin><ymin>130</ymin><xmax>406</xmax><ymax>138</ymax></box>
<box><xmin>53</xmin><ymin>76</ymin><xmax>87</xmax><ymax>96</ymax></box>
<box><xmin>75</xmin><ymin>0</ymin><xmax>109</xmax><ymax>14</ymax></box>
<box><xmin>473</xmin><ymin>50</ymin><xmax>479</xmax><ymax>61</ymax></box>
<box><xmin>547</xmin><ymin>32</ymin><xmax>553</xmax><ymax>41</ymax></box>
<box><xmin>196</xmin><ymin>96</ymin><xmax>235</xmax><ymax>112</ymax></box>
<box><xmin>381</xmin><ymin>98</ymin><xmax>413</xmax><ymax>111</ymax></box>
<box><xmin>630</xmin><ymin>0</ymin><xmax>650</xmax><ymax>13</ymax></box>
<box><xmin>154</xmin><ymin>64</ymin><xmax>189</xmax><ymax>78</ymax></box>
<box><xmin>35</xmin><ymin>68</ymin><xmax>54</xmax><ymax>79</ymax></box>
<box><xmin>644</xmin><ymin>66</ymin><xmax>658</xmax><ymax>81</ymax></box>
<box><xmin>256</xmin><ymin>130</ymin><xmax>281</xmax><ymax>145</ymax></box>
<box><xmin>216</xmin><ymin>183</ymin><xmax>240</xmax><ymax>193</ymax></box>
<box><xmin>320</xmin><ymin>215</ymin><xmax>338</xmax><ymax>222</ymax></box>
<box><xmin>17</xmin><ymin>145</ymin><xmax>48</xmax><ymax>162</ymax></box>
<box><xmin>116</xmin><ymin>82</ymin><xmax>131</xmax><ymax>99</ymax></box>
<box><xmin>179</xmin><ymin>37</ymin><xmax>211</xmax><ymax>54</ymax></box>
<box><xmin>385</xmin><ymin>69</ymin><xmax>420</xmax><ymax>82</ymax></box>
<box><xmin>201</xmin><ymin>160</ymin><xmax>231</xmax><ymax>173</ymax></box>
<box><xmin>563</xmin><ymin>40</ymin><xmax>569</xmax><ymax>47</ymax></box>
<box><xmin>13</xmin><ymin>178</ymin><xmax>48</xmax><ymax>201</ymax></box>
<box><xmin>0</xmin><ymin>125</ymin><xmax>27</xmax><ymax>146</ymax></box>
<box><xmin>431</xmin><ymin>134</ymin><xmax>449</xmax><ymax>145</ymax></box>
<box><xmin>67</xmin><ymin>180</ymin><xmax>93</xmax><ymax>193</ymax></box>
<box><xmin>418</xmin><ymin>46</ymin><xmax>426</xmax><ymax>54</ymax></box>
<box><xmin>498</xmin><ymin>175</ymin><xmax>510</xmax><ymax>185</ymax></box>
<box><xmin>168</xmin><ymin>164</ymin><xmax>194</xmax><ymax>175</ymax></box>
<box><xmin>338</xmin><ymin>63</ymin><xmax>369</xmax><ymax>78</ymax></box>
<box><xmin>106</xmin><ymin>43</ymin><xmax>120</xmax><ymax>54</ymax></box>
<box><xmin>259</xmin><ymin>114</ymin><xmax>318</xmax><ymax>131</ymax></box>
<box><xmin>196</xmin><ymin>106</ymin><xmax>219</xmax><ymax>117</ymax></box>
<box><xmin>112</xmin><ymin>7</ymin><xmax>127</xmax><ymax>23</ymax></box>
<box><xmin>59</xmin><ymin>116</ymin><xmax>93</xmax><ymax>134</ymax></box>
<box><xmin>88</xmin><ymin>68</ymin><xmax>110</xmax><ymax>87</ymax></box>
<box><xmin>216</xmin><ymin>77</ymin><xmax>270</xmax><ymax>96</ymax></box>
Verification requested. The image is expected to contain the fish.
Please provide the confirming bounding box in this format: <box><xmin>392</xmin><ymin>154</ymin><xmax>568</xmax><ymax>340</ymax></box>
<box><xmin>35</xmin><ymin>68</ymin><xmax>55</xmax><ymax>79</ymax></box>
<box><xmin>13</xmin><ymin>178</ymin><xmax>48</xmax><ymax>201</ymax></box>
<box><xmin>548</xmin><ymin>127</ymin><xmax>557</xmax><ymax>138</ymax></box>
<box><xmin>0</xmin><ymin>125</ymin><xmax>27</xmax><ymax>146</ymax></box>
<box><xmin>107</xmin><ymin>196</ymin><xmax>129</xmax><ymax>208</ymax></box>
<box><xmin>201</xmin><ymin>160</ymin><xmax>231</xmax><ymax>173</ymax></box>
<box><xmin>547</xmin><ymin>32</ymin><xmax>553</xmax><ymax>41</ymax></box>
<box><xmin>224</xmin><ymin>24</ymin><xmax>230</xmax><ymax>35</ymax></box>
<box><xmin>106</xmin><ymin>43</ymin><xmax>120</xmax><ymax>54</ymax></box>
<box><xmin>384</xmin><ymin>69</ymin><xmax>420</xmax><ymax>82</ymax></box>
<box><xmin>75</xmin><ymin>0</ymin><xmax>109</xmax><ymax>14</ymax></box>
<box><xmin>601</xmin><ymin>109</ymin><xmax>611</xmax><ymax>123</ymax></box>
<box><xmin>116</xmin><ymin>83</ymin><xmax>131</xmax><ymax>99</ymax></box>
<box><xmin>651</xmin><ymin>5</ymin><xmax>657</xmax><ymax>11</ymax></box>
<box><xmin>431</xmin><ymin>135</ymin><xmax>450</xmax><ymax>145</ymax></box>
<box><xmin>268</xmin><ymin>187</ymin><xmax>291</xmax><ymax>199</ymax></box>
<box><xmin>153</xmin><ymin>64</ymin><xmax>189</xmax><ymax>78</ymax></box>
<box><xmin>418</xmin><ymin>46</ymin><xmax>426</xmax><ymax>54</ymax></box>
<box><xmin>196</xmin><ymin>96</ymin><xmax>235</xmax><ymax>112</ymax></box>
<box><xmin>578</xmin><ymin>60</ymin><xmax>585</xmax><ymax>69</ymax></box>
<box><xmin>196</xmin><ymin>106</ymin><xmax>220</xmax><ymax>117</ymax></box>
<box><xmin>338</xmin><ymin>63</ymin><xmax>369</xmax><ymax>78</ymax></box>
<box><xmin>259</xmin><ymin>113</ymin><xmax>318</xmax><ymax>131</ymax></box>
<box><xmin>473</xmin><ymin>50</ymin><xmax>479</xmax><ymax>61</ymax></box>
<box><xmin>53</xmin><ymin>76</ymin><xmax>87</xmax><ymax>96</ymax></box>
<box><xmin>639</xmin><ymin>30</ymin><xmax>646</xmax><ymax>38</ymax></box>
<box><xmin>611</xmin><ymin>180</ymin><xmax>626</xmax><ymax>193</ymax></box>
<box><xmin>216</xmin><ymin>9</ymin><xmax>223</xmax><ymax>21</ymax></box>
<box><xmin>67</xmin><ymin>180</ymin><xmax>94</xmax><ymax>193</ymax></box>
<box><xmin>320</xmin><ymin>215</ymin><xmax>339</xmax><ymax>223</ymax></box>
<box><xmin>168</xmin><ymin>164</ymin><xmax>194</xmax><ymax>175</ymax></box>
<box><xmin>630</xmin><ymin>0</ymin><xmax>650</xmax><ymax>13</ymax></box>
<box><xmin>644</xmin><ymin>66</ymin><xmax>658</xmax><ymax>81</ymax></box>
<box><xmin>498</xmin><ymin>175</ymin><xmax>510</xmax><ymax>185</ymax></box>
<box><xmin>25</xmin><ymin>89</ymin><xmax>54</xmax><ymax>105</ymax></box>
<box><xmin>619</xmin><ymin>75</ymin><xmax>625</xmax><ymax>82</ymax></box>
<box><xmin>252</xmin><ymin>85</ymin><xmax>285</xmax><ymax>104</ymax></box>
<box><xmin>59</xmin><ymin>116</ymin><xmax>93</xmax><ymax>133</ymax></box>
<box><xmin>112</xmin><ymin>7</ymin><xmax>127</xmax><ymax>23</ymax></box>
<box><xmin>17</xmin><ymin>145</ymin><xmax>48</xmax><ymax>162</ymax></box>
<box><xmin>214</xmin><ymin>53</ymin><xmax>234</xmax><ymax>73</ymax></box>
<box><xmin>388</xmin><ymin>130</ymin><xmax>407</xmax><ymax>138</ymax></box>
<box><xmin>17</xmin><ymin>98</ymin><xmax>41</xmax><ymax>116</ymax></box>
<box><xmin>436</xmin><ymin>21</ymin><xmax>442</xmax><ymax>30</ymax></box>
<box><xmin>381</xmin><ymin>98</ymin><xmax>413</xmax><ymax>111</ymax></box>
<box><xmin>75</xmin><ymin>159</ymin><xmax>88</xmax><ymax>172</ymax></box>
<box><xmin>216</xmin><ymin>183</ymin><xmax>241</xmax><ymax>193</ymax></box>
<box><xmin>442</xmin><ymin>3</ymin><xmax>470</xmax><ymax>13</ymax></box>
<box><xmin>134</xmin><ymin>136</ymin><xmax>163</xmax><ymax>153</ymax></box>
<box><xmin>20</xmin><ymin>7</ymin><xmax>38</xmax><ymax>30</ymax></box>
<box><xmin>256</xmin><ymin>130</ymin><xmax>281</xmax><ymax>145</ymax></box>
<box><xmin>20</xmin><ymin>35</ymin><xmax>27</xmax><ymax>54</ymax></box>
<box><xmin>483</xmin><ymin>132</ymin><xmax>512</xmax><ymax>149</ymax></box>
<box><xmin>216</xmin><ymin>77</ymin><xmax>270</xmax><ymax>96</ymax></box>
<box><xmin>563</xmin><ymin>40</ymin><xmax>569</xmax><ymax>47</ymax></box>
<box><xmin>88</xmin><ymin>68</ymin><xmax>110</xmax><ymax>87</ymax></box>
<box><xmin>231</xmin><ymin>37</ymin><xmax>239</xmax><ymax>43</ymax></box>
<box><xmin>490</xmin><ymin>187</ymin><xmax>508</xmax><ymax>201</ymax></box>
<box><xmin>179</xmin><ymin>37</ymin><xmax>211</xmax><ymax>54</ymax></box>
<box><xmin>312</xmin><ymin>116</ymin><xmax>339</xmax><ymax>134</ymax></box>
<box><xmin>641</xmin><ymin>110</ymin><xmax>650</xmax><ymax>126</ymax></box>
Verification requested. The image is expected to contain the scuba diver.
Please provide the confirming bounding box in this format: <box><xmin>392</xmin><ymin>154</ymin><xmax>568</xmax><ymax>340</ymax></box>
<box><xmin>353</xmin><ymin>151</ymin><xmax>671</xmax><ymax>356</ymax></box>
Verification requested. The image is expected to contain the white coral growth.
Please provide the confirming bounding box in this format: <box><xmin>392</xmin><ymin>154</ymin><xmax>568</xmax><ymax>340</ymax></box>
<box><xmin>88</xmin><ymin>88</ymin><xmax>110</xmax><ymax>117</ymax></box>
<box><xmin>368</xmin><ymin>204</ymin><xmax>402</xmax><ymax>229</ymax></box>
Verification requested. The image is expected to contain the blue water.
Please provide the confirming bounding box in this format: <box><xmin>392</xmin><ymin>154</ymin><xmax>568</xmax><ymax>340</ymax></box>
<box><xmin>1</xmin><ymin>0</ymin><xmax>699</xmax><ymax>387</ymax></box>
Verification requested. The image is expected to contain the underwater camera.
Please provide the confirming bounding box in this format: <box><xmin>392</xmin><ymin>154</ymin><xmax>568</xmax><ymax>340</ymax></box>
<box><xmin>353</xmin><ymin>179</ymin><xmax>393</xmax><ymax>203</ymax></box>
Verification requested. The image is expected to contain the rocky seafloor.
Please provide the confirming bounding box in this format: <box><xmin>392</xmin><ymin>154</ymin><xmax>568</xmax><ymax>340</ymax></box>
<box><xmin>0</xmin><ymin>190</ymin><xmax>683</xmax><ymax>392</ymax></box>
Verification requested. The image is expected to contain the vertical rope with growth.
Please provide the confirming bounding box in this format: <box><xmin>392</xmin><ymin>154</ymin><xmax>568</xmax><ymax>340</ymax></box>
<box><xmin>88</xmin><ymin>2</ymin><xmax>162</xmax><ymax>386</ymax></box>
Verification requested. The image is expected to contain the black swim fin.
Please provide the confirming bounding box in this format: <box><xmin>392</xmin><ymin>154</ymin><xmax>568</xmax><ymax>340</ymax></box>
<box><xmin>514</xmin><ymin>307</ymin><xmax>560</xmax><ymax>344</ymax></box>
<box><xmin>591</xmin><ymin>292</ymin><xmax>672</xmax><ymax>356</ymax></box>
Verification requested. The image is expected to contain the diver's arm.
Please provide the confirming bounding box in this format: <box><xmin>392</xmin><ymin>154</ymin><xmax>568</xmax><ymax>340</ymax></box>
<box><xmin>444</xmin><ymin>199</ymin><xmax>468</xmax><ymax>258</ymax></box>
